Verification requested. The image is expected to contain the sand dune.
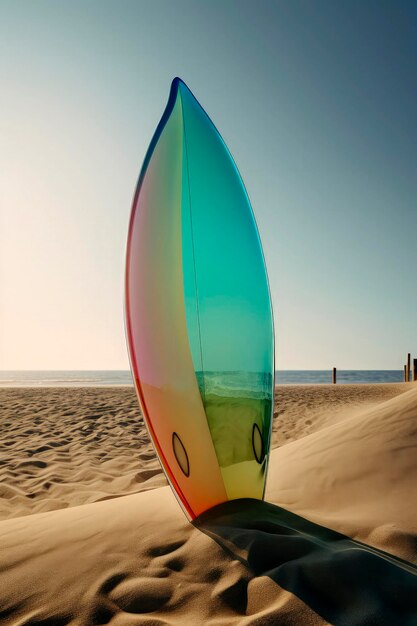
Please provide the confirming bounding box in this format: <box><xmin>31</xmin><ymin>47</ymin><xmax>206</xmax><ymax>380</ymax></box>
<box><xmin>268</xmin><ymin>384</ymin><xmax>417</xmax><ymax>565</ymax></box>
<box><xmin>0</xmin><ymin>487</ymin><xmax>329</xmax><ymax>625</ymax></box>
<box><xmin>0</xmin><ymin>383</ymin><xmax>416</xmax><ymax>624</ymax></box>
<box><xmin>272</xmin><ymin>382</ymin><xmax>407</xmax><ymax>446</ymax></box>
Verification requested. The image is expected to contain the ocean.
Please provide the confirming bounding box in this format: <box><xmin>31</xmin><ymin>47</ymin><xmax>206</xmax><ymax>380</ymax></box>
<box><xmin>0</xmin><ymin>370</ymin><xmax>407</xmax><ymax>387</ymax></box>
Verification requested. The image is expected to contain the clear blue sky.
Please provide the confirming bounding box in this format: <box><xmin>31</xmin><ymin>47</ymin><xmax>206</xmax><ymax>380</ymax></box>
<box><xmin>1</xmin><ymin>0</ymin><xmax>416</xmax><ymax>370</ymax></box>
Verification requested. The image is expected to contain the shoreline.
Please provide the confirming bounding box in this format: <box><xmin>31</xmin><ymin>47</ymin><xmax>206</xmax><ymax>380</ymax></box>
<box><xmin>0</xmin><ymin>381</ymin><xmax>411</xmax><ymax>388</ymax></box>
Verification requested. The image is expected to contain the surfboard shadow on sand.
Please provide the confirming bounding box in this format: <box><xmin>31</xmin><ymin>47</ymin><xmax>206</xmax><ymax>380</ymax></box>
<box><xmin>194</xmin><ymin>498</ymin><xmax>417</xmax><ymax>626</ymax></box>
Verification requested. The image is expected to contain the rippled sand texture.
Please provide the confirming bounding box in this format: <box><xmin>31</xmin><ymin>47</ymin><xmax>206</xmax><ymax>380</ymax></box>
<box><xmin>0</xmin><ymin>383</ymin><xmax>409</xmax><ymax>520</ymax></box>
<box><xmin>0</xmin><ymin>387</ymin><xmax>166</xmax><ymax>519</ymax></box>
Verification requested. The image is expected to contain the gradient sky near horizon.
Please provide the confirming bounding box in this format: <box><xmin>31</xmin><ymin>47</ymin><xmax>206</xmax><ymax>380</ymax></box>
<box><xmin>1</xmin><ymin>0</ymin><xmax>416</xmax><ymax>370</ymax></box>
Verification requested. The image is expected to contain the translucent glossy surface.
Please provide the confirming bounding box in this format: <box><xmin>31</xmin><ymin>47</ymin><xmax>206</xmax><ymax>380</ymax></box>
<box><xmin>125</xmin><ymin>78</ymin><xmax>274</xmax><ymax>519</ymax></box>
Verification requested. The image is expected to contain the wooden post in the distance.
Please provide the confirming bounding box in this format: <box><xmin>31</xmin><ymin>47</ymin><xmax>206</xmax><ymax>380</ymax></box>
<box><xmin>407</xmin><ymin>353</ymin><xmax>411</xmax><ymax>382</ymax></box>
<box><xmin>332</xmin><ymin>367</ymin><xmax>337</xmax><ymax>384</ymax></box>
<box><xmin>413</xmin><ymin>359</ymin><xmax>417</xmax><ymax>383</ymax></box>
<box><xmin>404</xmin><ymin>365</ymin><xmax>408</xmax><ymax>382</ymax></box>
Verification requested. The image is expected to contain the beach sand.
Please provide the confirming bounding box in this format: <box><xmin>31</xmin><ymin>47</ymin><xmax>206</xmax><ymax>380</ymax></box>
<box><xmin>0</xmin><ymin>383</ymin><xmax>416</xmax><ymax>624</ymax></box>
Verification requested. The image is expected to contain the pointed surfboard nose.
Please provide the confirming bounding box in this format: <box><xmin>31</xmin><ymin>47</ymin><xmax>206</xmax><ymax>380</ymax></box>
<box><xmin>125</xmin><ymin>78</ymin><xmax>274</xmax><ymax>520</ymax></box>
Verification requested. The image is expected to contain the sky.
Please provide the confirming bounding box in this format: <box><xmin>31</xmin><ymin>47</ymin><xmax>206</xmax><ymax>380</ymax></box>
<box><xmin>1</xmin><ymin>0</ymin><xmax>416</xmax><ymax>370</ymax></box>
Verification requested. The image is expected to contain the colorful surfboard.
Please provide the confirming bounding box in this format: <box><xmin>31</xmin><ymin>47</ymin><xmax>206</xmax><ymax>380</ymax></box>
<box><xmin>125</xmin><ymin>78</ymin><xmax>274</xmax><ymax>520</ymax></box>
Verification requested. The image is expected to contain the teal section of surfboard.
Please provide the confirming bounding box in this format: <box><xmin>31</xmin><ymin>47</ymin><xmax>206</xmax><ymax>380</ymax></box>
<box><xmin>178</xmin><ymin>79</ymin><xmax>274</xmax><ymax>499</ymax></box>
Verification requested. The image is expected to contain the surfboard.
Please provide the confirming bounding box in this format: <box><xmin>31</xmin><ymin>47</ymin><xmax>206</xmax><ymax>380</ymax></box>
<box><xmin>125</xmin><ymin>78</ymin><xmax>274</xmax><ymax>520</ymax></box>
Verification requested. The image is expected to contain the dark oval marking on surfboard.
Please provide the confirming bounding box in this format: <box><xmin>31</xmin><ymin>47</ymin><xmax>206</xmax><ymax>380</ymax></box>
<box><xmin>252</xmin><ymin>423</ymin><xmax>264</xmax><ymax>464</ymax></box>
<box><xmin>172</xmin><ymin>432</ymin><xmax>190</xmax><ymax>477</ymax></box>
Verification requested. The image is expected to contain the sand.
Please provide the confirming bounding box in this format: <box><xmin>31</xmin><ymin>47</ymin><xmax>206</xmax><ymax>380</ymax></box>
<box><xmin>272</xmin><ymin>382</ymin><xmax>408</xmax><ymax>446</ymax></box>
<box><xmin>0</xmin><ymin>387</ymin><xmax>166</xmax><ymax>520</ymax></box>
<box><xmin>0</xmin><ymin>382</ymin><xmax>416</xmax><ymax>624</ymax></box>
<box><xmin>0</xmin><ymin>383</ymin><xmax>408</xmax><ymax>521</ymax></box>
